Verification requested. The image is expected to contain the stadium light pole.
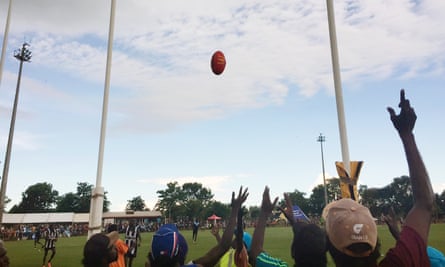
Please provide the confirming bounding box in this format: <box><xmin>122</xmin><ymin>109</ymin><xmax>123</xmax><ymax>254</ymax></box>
<box><xmin>317</xmin><ymin>133</ymin><xmax>328</xmax><ymax>206</ymax></box>
<box><xmin>0</xmin><ymin>42</ymin><xmax>32</xmax><ymax>226</ymax></box>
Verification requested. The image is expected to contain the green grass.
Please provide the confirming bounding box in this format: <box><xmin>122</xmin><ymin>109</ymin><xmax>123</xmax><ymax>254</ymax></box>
<box><xmin>4</xmin><ymin>223</ymin><xmax>445</xmax><ymax>267</ymax></box>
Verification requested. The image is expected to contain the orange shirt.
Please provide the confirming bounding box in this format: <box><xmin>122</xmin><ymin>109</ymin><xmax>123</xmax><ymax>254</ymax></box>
<box><xmin>110</xmin><ymin>239</ymin><xmax>128</xmax><ymax>267</ymax></box>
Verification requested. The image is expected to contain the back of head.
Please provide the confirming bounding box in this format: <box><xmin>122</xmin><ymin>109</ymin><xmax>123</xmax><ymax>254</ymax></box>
<box><xmin>291</xmin><ymin>223</ymin><xmax>327</xmax><ymax>267</ymax></box>
<box><xmin>323</xmin><ymin>199</ymin><xmax>380</xmax><ymax>266</ymax></box>
<box><xmin>0</xmin><ymin>241</ymin><xmax>9</xmax><ymax>267</ymax></box>
<box><xmin>149</xmin><ymin>224</ymin><xmax>188</xmax><ymax>267</ymax></box>
<box><xmin>108</xmin><ymin>224</ymin><xmax>118</xmax><ymax>233</ymax></box>
<box><xmin>83</xmin><ymin>233</ymin><xmax>118</xmax><ymax>267</ymax></box>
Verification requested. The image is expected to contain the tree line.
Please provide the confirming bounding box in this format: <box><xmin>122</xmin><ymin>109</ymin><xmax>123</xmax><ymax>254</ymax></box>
<box><xmin>6</xmin><ymin>178</ymin><xmax>445</xmax><ymax>223</ymax></box>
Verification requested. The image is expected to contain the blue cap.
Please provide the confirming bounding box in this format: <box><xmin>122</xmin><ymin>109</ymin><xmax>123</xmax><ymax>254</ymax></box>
<box><xmin>151</xmin><ymin>224</ymin><xmax>188</xmax><ymax>263</ymax></box>
<box><xmin>428</xmin><ymin>246</ymin><xmax>445</xmax><ymax>267</ymax></box>
<box><xmin>234</xmin><ymin>230</ymin><xmax>252</xmax><ymax>252</ymax></box>
<box><xmin>242</xmin><ymin>232</ymin><xmax>252</xmax><ymax>252</ymax></box>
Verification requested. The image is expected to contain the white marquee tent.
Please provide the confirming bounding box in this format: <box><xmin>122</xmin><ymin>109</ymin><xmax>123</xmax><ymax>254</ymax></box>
<box><xmin>1</xmin><ymin>211</ymin><xmax>161</xmax><ymax>224</ymax></box>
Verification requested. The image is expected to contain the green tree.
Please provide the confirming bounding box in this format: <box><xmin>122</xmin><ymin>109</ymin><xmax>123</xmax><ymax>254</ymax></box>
<box><xmin>55</xmin><ymin>182</ymin><xmax>110</xmax><ymax>212</ymax></box>
<box><xmin>155</xmin><ymin>182</ymin><xmax>182</xmax><ymax>214</ymax></box>
<box><xmin>278</xmin><ymin>189</ymin><xmax>309</xmax><ymax>213</ymax></box>
<box><xmin>56</xmin><ymin>192</ymin><xmax>80</xmax><ymax>212</ymax></box>
<box><xmin>248</xmin><ymin>206</ymin><xmax>260</xmax><ymax>222</ymax></box>
<box><xmin>205</xmin><ymin>201</ymin><xmax>231</xmax><ymax>220</ymax></box>
<box><xmin>155</xmin><ymin>181</ymin><xmax>214</xmax><ymax>222</ymax></box>
<box><xmin>11</xmin><ymin>182</ymin><xmax>58</xmax><ymax>213</ymax></box>
<box><xmin>127</xmin><ymin>196</ymin><xmax>147</xmax><ymax>211</ymax></box>
<box><xmin>360</xmin><ymin>176</ymin><xmax>413</xmax><ymax>218</ymax></box>
<box><xmin>181</xmin><ymin>182</ymin><xmax>214</xmax><ymax>219</ymax></box>
<box><xmin>434</xmin><ymin>190</ymin><xmax>445</xmax><ymax>220</ymax></box>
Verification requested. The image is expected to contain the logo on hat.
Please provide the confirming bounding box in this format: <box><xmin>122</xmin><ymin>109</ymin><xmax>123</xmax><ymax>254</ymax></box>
<box><xmin>353</xmin><ymin>224</ymin><xmax>363</xmax><ymax>234</ymax></box>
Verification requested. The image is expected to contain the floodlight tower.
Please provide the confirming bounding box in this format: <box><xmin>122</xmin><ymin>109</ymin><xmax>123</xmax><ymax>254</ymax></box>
<box><xmin>317</xmin><ymin>133</ymin><xmax>328</xmax><ymax>206</ymax></box>
<box><xmin>0</xmin><ymin>42</ymin><xmax>32</xmax><ymax>226</ymax></box>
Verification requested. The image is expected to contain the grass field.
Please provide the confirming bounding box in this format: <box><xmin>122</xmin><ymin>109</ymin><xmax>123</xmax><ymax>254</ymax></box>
<box><xmin>4</xmin><ymin>223</ymin><xmax>445</xmax><ymax>267</ymax></box>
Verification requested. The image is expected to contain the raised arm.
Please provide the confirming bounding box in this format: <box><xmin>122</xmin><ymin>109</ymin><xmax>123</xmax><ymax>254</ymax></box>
<box><xmin>279</xmin><ymin>193</ymin><xmax>295</xmax><ymax>227</ymax></box>
<box><xmin>387</xmin><ymin>89</ymin><xmax>434</xmax><ymax>243</ymax></box>
<box><xmin>210</xmin><ymin>223</ymin><xmax>222</xmax><ymax>244</ymax></box>
<box><xmin>249</xmin><ymin>186</ymin><xmax>278</xmax><ymax>267</ymax></box>
<box><xmin>193</xmin><ymin>186</ymin><xmax>248</xmax><ymax>267</ymax></box>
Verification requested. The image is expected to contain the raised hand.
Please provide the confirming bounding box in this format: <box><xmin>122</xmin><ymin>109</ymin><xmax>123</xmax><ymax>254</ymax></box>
<box><xmin>278</xmin><ymin>193</ymin><xmax>295</xmax><ymax>226</ymax></box>
<box><xmin>387</xmin><ymin>89</ymin><xmax>417</xmax><ymax>135</ymax></box>
<box><xmin>231</xmin><ymin>186</ymin><xmax>249</xmax><ymax>209</ymax></box>
<box><xmin>260</xmin><ymin>186</ymin><xmax>278</xmax><ymax>215</ymax></box>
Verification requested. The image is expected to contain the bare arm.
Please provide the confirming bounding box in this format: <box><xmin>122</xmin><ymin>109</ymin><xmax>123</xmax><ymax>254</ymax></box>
<box><xmin>387</xmin><ymin>89</ymin><xmax>434</xmax><ymax>243</ymax></box>
<box><xmin>249</xmin><ymin>186</ymin><xmax>278</xmax><ymax>267</ymax></box>
<box><xmin>210</xmin><ymin>224</ymin><xmax>222</xmax><ymax>244</ymax></box>
<box><xmin>193</xmin><ymin>187</ymin><xmax>249</xmax><ymax>267</ymax></box>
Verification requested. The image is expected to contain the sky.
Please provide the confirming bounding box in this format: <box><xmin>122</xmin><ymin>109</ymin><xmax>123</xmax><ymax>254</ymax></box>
<box><xmin>0</xmin><ymin>0</ymin><xmax>444</xmax><ymax>213</ymax></box>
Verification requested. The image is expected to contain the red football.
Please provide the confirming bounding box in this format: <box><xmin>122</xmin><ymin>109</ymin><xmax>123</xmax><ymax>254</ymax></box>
<box><xmin>211</xmin><ymin>50</ymin><xmax>226</xmax><ymax>75</ymax></box>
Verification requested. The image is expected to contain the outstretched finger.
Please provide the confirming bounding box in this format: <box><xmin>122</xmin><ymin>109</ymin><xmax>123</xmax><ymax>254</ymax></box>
<box><xmin>240</xmin><ymin>186</ymin><xmax>249</xmax><ymax>201</ymax></box>
<box><xmin>398</xmin><ymin>89</ymin><xmax>405</xmax><ymax>107</ymax></box>
<box><xmin>387</xmin><ymin>107</ymin><xmax>396</xmax><ymax>117</ymax></box>
<box><xmin>272</xmin><ymin>196</ymin><xmax>279</xmax><ymax>207</ymax></box>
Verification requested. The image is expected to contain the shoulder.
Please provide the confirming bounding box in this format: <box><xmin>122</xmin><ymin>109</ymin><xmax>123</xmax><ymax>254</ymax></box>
<box><xmin>116</xmin><ymin>239</ymin><xmax>129</xmax><ymax>252</ymax></box>
<box><xmin>379</xmin><ymin>226</ymin><xmax>429</xmax><ymax>267</ymax></box>
<box><xmin>255</xmin><ymin>252</ymin><xmax>288</xmax><ymax>267</ymax></box>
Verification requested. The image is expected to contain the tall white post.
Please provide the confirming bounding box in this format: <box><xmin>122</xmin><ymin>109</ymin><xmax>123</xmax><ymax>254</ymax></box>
<box><xmin>326</xmin><ymin>0</ymin><xmax>351</xmax><ymax>176</ymax></box>
<box><xmin>88</xmin><ymin>0</ymin><xmax>116</xmax><ymax>238</ymax></box>
<box><xmin>0</xmin><ymin>0</ymin><xmax>13</xmax><ymax>88</ymax></box>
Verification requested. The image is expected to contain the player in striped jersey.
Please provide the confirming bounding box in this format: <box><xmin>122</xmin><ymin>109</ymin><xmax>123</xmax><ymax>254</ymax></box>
<box><xmin>42</xmin><ymin>225</ymin><xmax>58</xmax><ymax>267</ymax></box>
<box><xmin>125</xmin><ymin>220</ymin><xmax>141</xmax><ymax>267</ymax></box>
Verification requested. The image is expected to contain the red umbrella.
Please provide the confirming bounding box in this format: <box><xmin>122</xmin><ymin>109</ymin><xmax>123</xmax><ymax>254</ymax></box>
<box><xmin>207</xmin><ymin>214</ymin><xmax>221</xmax><ymax>220</ymax></box>
<box><xmin>207</xmin><ymin>214</ymin><xmax>222</xmax><ymax>224</ymax></box>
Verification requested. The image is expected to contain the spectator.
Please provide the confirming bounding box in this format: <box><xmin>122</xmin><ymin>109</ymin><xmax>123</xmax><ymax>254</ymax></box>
<box><xmin>0</xmin><ymin>240</ymin><xmax>10</xmax><ymax>267</ymax></box>
<box><xmin>280</xmin><ymin>193</ymin><xmax>327</xmax><ymax>267</ymax></box>
<box><xmin>323</xmin><ymin>89</ymin><xmax>435</xmax><ymax>266</ymax></box>
<box><xmin>146</xmin><ymin>186</ymin><xmax>248</xmax><ymax>267</ymax></box>
<box><xmin>83</xmin><ymin>232</ymin><xmax>119</xmax><ymax>267</ymax></box>
<box><xmin>250</xmin><ymin>186</ymin><xmax>288</xmax><ymax>267</ymax></box>
<box><xmin>107</xmin><ymin>224</ymin><xmax>128</xmax><ymax>267</ymax></box>
<box><xmin>382</xmin><ymin>208</ymin><xmax>445</xmax><ymax>267</ymax></box>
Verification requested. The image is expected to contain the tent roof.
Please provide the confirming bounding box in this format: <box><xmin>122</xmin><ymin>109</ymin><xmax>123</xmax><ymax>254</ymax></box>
<box><xmin>207</xmin><ymin>214</ymin><xmax>221</xmax><ymax>220</ymax></box>
<box><xmin>1</xmin><ymin>210</ymin><xmax>162</xmax><ymax>224</ymax></box>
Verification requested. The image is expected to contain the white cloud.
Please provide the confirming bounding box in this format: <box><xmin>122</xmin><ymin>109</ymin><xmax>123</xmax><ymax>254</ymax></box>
<box><xmin>3</xmin><ymin>1</ymin><xmax>444</xmax><ymax>134</ymax></box>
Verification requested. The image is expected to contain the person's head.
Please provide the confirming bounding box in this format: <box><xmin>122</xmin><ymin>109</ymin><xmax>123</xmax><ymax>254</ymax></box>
<box><xmin>232</xmin><ymin>230</ymin><xmax>252</xmax><ymax>252</ymax></box>
<box><xmin>107</xmin><ymin>224</ymin><xmax>118</xmax><ymax>233</ymax></box>
<box><xmin>82</xmin><ymin>232</ymin><xmax>118</xmax><ymax>267</ymax></box>
<box><xmin>148</xmin><ymin>224</ymin><xmax>188</xmax><ymax>267</ymax></box>
<box><xmin>291</xmin><ymin>222</ymin><xmax>327</xmax><ymax>267</ymax></box>
<box><xmin>323</xmin><ymin>198</ymin><xmax>380</xmax><ymax>267</ymax></box>
<box><xmin>0</xmin><ymin>241</ymin><xmax>9</xmax><ymax>267</ymax></box>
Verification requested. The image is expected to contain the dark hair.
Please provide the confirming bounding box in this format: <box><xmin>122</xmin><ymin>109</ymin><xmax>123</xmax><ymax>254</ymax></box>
<box><xmin>327</xmin><ymin>237</ymin><xmax>381</xmax><ymax>267</ymax></box>
<box><xmin>82</xmin><ymin>234</ymin><xmax>112</xmax><ymax>267</ymax></box>
<box><xmin>291</xmin><ymin>223</ymin><xmax>327</xmax><ymax>267</ymax></box>
<box><xmin>108</xmin><ymin>224</ymin><xmax>118</xmax><ymax>233</ymax></box>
